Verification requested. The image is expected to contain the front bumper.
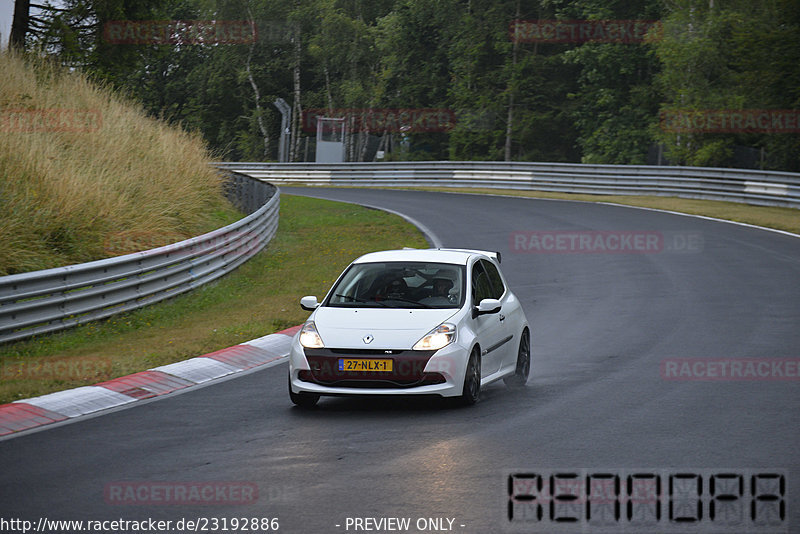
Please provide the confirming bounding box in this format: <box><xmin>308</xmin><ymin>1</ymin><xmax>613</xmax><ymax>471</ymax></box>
<box><xmin>289</xmin><ymin>337</ymin><xmax>469</xmax><ymax>397</ymax></box>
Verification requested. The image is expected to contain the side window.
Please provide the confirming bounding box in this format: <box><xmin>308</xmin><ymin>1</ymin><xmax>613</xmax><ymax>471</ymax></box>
<box><xmin>471</xmin><ymin>262</ymin><xmax>493</xmax><ymax>304</ymax></box>
<box><xmin>481</xmin><ymin>259</ymin><xmax>506</xmax><ymax>300</ymax></box>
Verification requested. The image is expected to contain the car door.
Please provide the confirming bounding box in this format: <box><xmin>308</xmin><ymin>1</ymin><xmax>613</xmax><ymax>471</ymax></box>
<box><xmin>480</xmin><ymin>258</ymin><xmax>519</xmax><ymax>370</ymax></box>
<box><xmin>471</xmin><ymin>259</ymin><xmax>511</xmax><ymax>376</ymax></box>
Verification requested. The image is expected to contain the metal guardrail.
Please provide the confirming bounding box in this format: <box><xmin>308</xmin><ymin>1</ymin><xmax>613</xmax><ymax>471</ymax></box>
<box><xmin>0</xmin><ymin>172</ymin><xmax>279</xmax><ymax>344</ymax></box>
<box><xmin>217</xmin><ymin>161</ymin><xmax>800</xmax><ymax>209</ymax></box>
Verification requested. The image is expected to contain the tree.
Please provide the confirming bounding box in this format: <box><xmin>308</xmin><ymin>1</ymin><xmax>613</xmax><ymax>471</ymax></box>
<box><xmin>17</xmin><ymin>0</ymin><xmax>798</xmax><ymax>169</ymax></box>
<box><xmin>10</xmin><ymin>0</ymin><xmax>31</xmax><ymax>48</ymax></box>
<box><xmin>652</xmin><ymin>0</ymin><xmax>799</xmax><ymax>170</ymax></box>
<box><xmin>561</xmin><ymin>0</ymin><xmax>664</xmax><ymax>164</ymax></box>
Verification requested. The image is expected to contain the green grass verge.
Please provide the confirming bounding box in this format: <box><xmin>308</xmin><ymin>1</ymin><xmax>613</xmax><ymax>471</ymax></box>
<box><xmin>0</xmin><ymin>195</ymin><xmax>428</xmax><ymax>405</ymax></box>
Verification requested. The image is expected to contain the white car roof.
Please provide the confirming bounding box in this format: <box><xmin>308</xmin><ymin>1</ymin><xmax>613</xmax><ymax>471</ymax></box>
<box><xmin>352</xmin><ymin>248</ymin><xmax>500</xmax><ymax>265</ymax></box>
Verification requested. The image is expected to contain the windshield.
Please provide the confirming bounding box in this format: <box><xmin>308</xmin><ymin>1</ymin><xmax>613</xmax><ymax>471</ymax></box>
<box><xmin>326</xmin><ymin>261</ymin><xmax>465</xmax><ymax>309</ymax></box>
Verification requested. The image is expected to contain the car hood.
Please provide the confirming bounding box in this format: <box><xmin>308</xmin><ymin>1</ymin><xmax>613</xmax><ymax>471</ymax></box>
<box><xmin>312</xmin><ymin>307</ymin><xmax>459</xmax><ymax>349</ymax></box>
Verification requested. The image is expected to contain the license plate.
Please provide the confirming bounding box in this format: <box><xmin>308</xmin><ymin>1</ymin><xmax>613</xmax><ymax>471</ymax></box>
<box><xmin>338</xmin><ymin>358</ymin><xmax>393</xmax><ymax>372</ymax></box>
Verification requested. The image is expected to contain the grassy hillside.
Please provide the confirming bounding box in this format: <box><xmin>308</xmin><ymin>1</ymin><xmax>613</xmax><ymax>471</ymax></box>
<box><xmin>0</xmin><ymin>51</ymin><xmax>237</xmax><ymax>276</ymax></box>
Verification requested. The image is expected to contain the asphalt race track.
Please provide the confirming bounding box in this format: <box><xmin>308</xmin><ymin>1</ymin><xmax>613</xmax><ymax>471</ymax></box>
<box><xmin>1</xmin><ymin>187</ymin><xmax>798</xmax><ymax>533</ymax></box>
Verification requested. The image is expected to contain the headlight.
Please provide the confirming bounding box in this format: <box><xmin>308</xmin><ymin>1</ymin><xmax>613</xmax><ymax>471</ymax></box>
<box><xmin>413</xmin><ymin>323</ymin><xmax>456</xmax><ymax>351</ymax></box>
<box><xmin>299</xmin><ymin>321</ymin><xmax>325</xmax><ymax>349</ymax></box>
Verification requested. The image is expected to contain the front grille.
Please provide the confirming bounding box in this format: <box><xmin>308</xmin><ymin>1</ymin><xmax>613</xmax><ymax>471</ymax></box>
<box><xmin>298</xmin><ymin>370</ymin><xmax>446</xmax><ymax>388</ymax></box>
<box><xmin>302</xmin><ymin>348</ymin><xmax>438</xmax><ymax>386</ymax></box>
<box><xmin>328</xmin><ymin>348</ymin><xmax>407</xmax><ymax>356</ymax></box>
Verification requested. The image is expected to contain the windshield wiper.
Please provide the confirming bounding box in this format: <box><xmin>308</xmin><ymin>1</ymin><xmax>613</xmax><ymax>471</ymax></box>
<box><xmin>382</xmin><ymin>296</ymin><xmax>432</xmax><ymax>308</ymax></box>
<box><xmin>334</xmin><ymin>293</ymin><xmax>389</xmax><ymax>307</ymax></box>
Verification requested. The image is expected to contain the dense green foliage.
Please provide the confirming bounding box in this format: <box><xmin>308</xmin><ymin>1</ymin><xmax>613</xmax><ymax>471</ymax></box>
<box><xmin>22</xmin><ymin>0</ymin><xmax>800</xmax><ymax>170</ymax></box>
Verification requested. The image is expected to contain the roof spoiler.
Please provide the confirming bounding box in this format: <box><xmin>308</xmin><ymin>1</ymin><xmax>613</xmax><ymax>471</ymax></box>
<box><xmin>433</xmin><ymin>248</ymin><xmax>502</xmax><ymax>263</ymax></box>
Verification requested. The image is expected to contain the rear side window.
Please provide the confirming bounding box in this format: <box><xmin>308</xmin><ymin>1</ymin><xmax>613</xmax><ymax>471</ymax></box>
<box><xmin>481</xmin><ymin>259</ymin><xmax>506</xmax><ymax>299</ymax></box>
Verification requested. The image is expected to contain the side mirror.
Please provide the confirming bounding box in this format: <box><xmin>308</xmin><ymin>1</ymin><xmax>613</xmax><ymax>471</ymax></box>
<box><xmin>473</xmin><ymin>298</ymin><xmax>501</xmax><ymax>317</ymax></box>
<box><xmin>300</xmin><ymin>296</ymin><xmax>319</xmax><ymax>311</ymax></box>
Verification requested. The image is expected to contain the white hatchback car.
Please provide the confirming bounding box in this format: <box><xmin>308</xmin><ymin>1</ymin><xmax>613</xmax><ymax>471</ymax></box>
<box><xmin>288</xmin><ymin>248</ymin><xmax>530</xmax><ymax>407</ymax></box>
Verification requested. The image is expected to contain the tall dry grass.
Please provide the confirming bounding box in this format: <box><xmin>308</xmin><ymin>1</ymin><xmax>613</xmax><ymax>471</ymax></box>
<box><xmin>0</xmin><ymin>51</ymin><xmax>232</xmax><ymax>275</ymax></box>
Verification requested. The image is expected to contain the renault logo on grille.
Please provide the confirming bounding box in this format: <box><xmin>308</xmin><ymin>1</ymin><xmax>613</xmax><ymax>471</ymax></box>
<box><xmin>362</xmin><ymin>334</ymin><xmax>374</xmax><ymax>344</ymax></box>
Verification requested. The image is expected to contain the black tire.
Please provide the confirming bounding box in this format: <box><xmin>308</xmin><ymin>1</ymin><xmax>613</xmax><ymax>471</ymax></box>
<box><xmin>289</xmin><ymin>375</ymin><xmax>320</xmax><ymax>408</ymax></box>
<box><xmin>459</xmin><ymin>349</ymin><xmax>481</xmax><ymax>406</ymax></box>
<box><xmin>504</xmin><ymin>328</ymin><xmax>530</xmax><ymax>388</ymax></box>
